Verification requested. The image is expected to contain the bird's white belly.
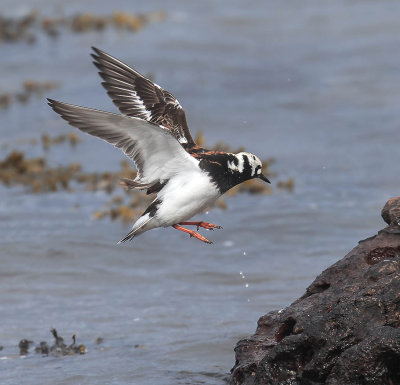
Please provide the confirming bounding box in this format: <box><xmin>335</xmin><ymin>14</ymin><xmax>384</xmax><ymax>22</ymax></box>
<box><xmin>155</xmin><ymin>171</ymin><xmax>220</xmax><ymax>227</ymax></box>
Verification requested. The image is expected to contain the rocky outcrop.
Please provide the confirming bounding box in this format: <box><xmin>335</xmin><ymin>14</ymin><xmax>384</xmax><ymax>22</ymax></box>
<box><xmin>231</xmin><ymin>197</ymin><xmax>400</xmax><ymax>385</ymax></box>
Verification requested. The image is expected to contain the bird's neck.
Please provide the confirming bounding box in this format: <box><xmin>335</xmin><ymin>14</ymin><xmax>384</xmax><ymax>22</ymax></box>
<box><xmin>198</xmin><ymin>153</ymin><xmax>252</xmax><ymax>194</ymax></box>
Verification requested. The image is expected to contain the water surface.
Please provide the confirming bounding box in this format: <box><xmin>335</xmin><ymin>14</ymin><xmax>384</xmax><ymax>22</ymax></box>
<box><xmin>1</xmin><ymin>1</ymin><xmax>400</xmax><ymax>384</ymax></box>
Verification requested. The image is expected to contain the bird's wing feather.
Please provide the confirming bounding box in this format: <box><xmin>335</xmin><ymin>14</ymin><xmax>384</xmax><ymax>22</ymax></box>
<box><xmin>47</xmin><ymin>99</ymin><xmax>198</xmax><ymax>185</ymax></box>
<box><xmin>91</xmin><ymin>47</ymin><xmax>196</xmax><ymax>147</ymax></box>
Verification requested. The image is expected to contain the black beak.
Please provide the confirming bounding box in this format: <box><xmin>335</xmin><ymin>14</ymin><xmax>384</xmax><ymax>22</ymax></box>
<box><xmin>259</xmin><ymin>173</ymin><xmax>271</xmax><ymax>184</ymax></box>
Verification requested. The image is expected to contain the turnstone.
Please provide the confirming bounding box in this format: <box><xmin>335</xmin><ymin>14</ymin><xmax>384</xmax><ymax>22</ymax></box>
<box><xmin>48</xmin><ymin>47</ymin><xmax>270</xmax><ymax>244</ymax></box>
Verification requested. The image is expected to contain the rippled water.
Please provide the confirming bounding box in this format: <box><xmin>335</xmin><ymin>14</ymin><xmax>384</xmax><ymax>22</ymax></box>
<box><xmin>1</xmin><ymin>1</ymin><xmax>400</xmax><ymax>384</ymax></box>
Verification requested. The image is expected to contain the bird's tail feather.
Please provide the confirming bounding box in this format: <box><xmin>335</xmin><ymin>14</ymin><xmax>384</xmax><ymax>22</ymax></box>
<box><xmin>118</xmin><ymin>229</ymin><xmax>137</xmax><ymax>243</ymax></box>
<box><xmin>118</xmin><ymin>215</ymin><xmax>153</xmax><ymax>243</ymax></box>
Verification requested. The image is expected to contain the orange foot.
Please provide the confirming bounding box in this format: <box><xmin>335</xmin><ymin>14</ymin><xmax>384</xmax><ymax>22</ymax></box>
<box><xmin>172</xmin><ymin>224</ymin><xmax>212</xmax><ymax>244</ymax></box>
<box><xmin>178</xmin><ymin>221</ymin><xmax>222</xmax><ymax>231</ymax></box>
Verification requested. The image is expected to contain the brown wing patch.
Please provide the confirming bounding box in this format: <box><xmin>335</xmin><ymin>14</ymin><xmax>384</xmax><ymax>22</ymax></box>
<box><xmin>188</xmin><ymin>146</ymin><xmax>227</xmax><ymax>160</ymax></box>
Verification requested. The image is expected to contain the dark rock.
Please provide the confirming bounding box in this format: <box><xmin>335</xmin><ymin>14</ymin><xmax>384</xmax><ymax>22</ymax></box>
<box><xmin>231</xmin><ymin>197</ymin><xmax>400</xmax><ymax>385</ymax></box>
<box><xmin>382</xmin><ymin>198</ymin><xmax>400</xmax><ymax>227</ymax></box>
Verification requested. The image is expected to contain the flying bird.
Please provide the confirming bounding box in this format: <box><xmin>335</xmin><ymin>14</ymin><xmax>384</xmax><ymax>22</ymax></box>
<box><xmin>48</xmin><ymin>47</ymin><xmax>270</xmax><ymax>244</ymax></box>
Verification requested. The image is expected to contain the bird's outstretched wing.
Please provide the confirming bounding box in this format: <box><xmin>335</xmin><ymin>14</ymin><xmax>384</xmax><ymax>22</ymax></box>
<box><xmin>47</xmin><ymin>99</ymin><xmax>198</xmax><ymax>185</ymax></box>
<box><xmin>91</xmin><ymin>47</ymin><xmax>196</xmax><ymax>147</ymax></box>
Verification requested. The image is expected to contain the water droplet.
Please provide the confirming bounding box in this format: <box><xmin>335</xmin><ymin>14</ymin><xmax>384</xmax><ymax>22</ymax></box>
<box><xmin>243</xmin><ymin>251</ymin><xmax>246</xmax><ymax>256</ymax></box>
<box><xmin>245</xmin><ymin>283</ymin><xmax>249</xmax><ymax>288</ymax></box>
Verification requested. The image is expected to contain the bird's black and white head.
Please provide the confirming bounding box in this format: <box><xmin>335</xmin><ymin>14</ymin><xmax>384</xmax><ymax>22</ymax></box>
<box><xmin>227</xmin><ymin>152</ymin><xmax>270</xmax><ymax>184</ymax></box>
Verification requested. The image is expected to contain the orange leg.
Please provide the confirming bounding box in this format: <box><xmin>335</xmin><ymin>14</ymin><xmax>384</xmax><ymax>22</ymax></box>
<box><xmin>172</xmin><ymin>224</ymin><xmax>212</xmax><ymax>244</ymax></box>
<box><xmin>178</xmin><ymin>221</ymin><xmax>222</xmax><ymax>231</ymax></box>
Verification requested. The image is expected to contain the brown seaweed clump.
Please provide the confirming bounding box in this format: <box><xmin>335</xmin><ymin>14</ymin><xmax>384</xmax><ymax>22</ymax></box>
<box><xmin>0</xmin><ymin>150</ymin><xmax>79</xmax><ymax>192</ymax></box>
<box><xmin>0</xmin><ymin>11</ymin><xmax>37</xmax><ymax>44</ymax></box>
<box><xmin>0</xmin><ymin>10</ymin><xmax>166</xmax><ymax>44</ymax></box>
<box><xmin>0</xmin><ymin>80</ymin><xmax>60</xmax><ymax>109</ymax></box>
<box><xmin>49</xmin><ymin>328</ymin><xmax>87</xmax><ymax>356</ymax></box>
<box><xmin>18</xmin><ymin>328</ymin><xmax>86</xmax><ymax>357</ymax></box>
<box><xmin>41</xmin><ymin>131</ymin><xmax>81</xmax><ymax>150</ymax></box>
<box><xmin>277</xmin><ymin>177</ymin><xmax>295</xmax><ymax>192</ymax></box>
<box><xmin>93</xmin><ymin>194</ymin><xmax>150</xmax><ymax>224</ymax></box>
<box><xmin>18</xmin><ymin>339</ymin><xmax>34</xmax><ymax>355</ymax></box>
<box><xmin>0</xmin><ymin>130</ymin><xmax>293</xmax><ymax>221</ymax></box>
<box><xmin>0</xmin><ymin>150</ymin><xmax>135</xmax><ymax>193</ymax></box>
